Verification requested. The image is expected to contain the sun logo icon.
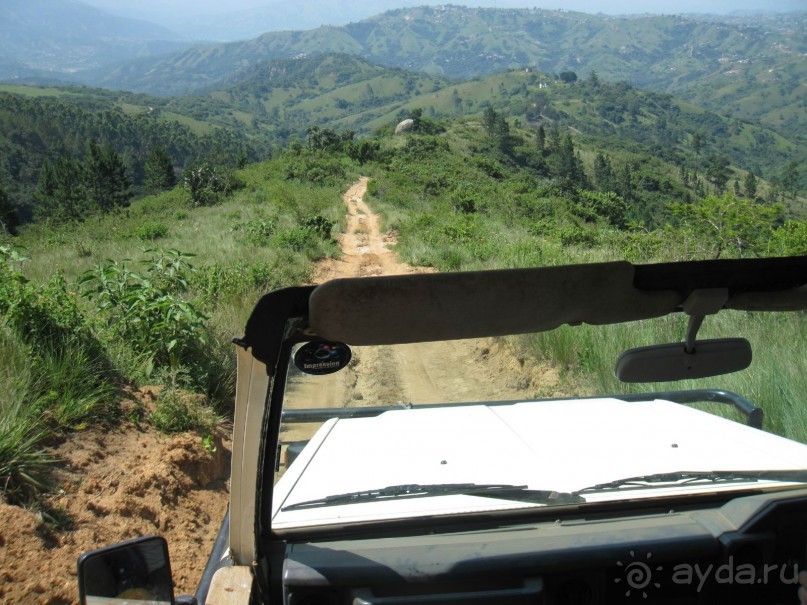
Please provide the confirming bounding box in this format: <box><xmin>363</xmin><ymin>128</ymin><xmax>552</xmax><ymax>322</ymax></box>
<box><xmin>615</xmin><ymin>550</ymin><xmax>663</xmax><ymax>598</ymax></box>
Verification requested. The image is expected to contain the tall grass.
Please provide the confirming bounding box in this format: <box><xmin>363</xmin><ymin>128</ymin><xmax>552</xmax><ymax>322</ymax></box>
<box><xmin>0</xmin><ymin>325</ymin><xmax>55</xmax><ymax>504</ymax></box>
<box><xmin>524</xmin><ymin>310</ymin><xmax>807</xmax><ymax>443</ymax></box>
<box><xmin>32</xmin><ymin>348</ymin><xmax>119</xmax><ymax>429</ymax></box>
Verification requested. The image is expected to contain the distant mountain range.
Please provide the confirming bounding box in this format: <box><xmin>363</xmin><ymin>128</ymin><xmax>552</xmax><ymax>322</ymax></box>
<box><xmin>161</xmin><ymin>0</ymin><xmax>410</xmax><ymax>42</ymax></box>
<box><xmin>2</xmin><ymin>47</ymin><xmax>805</xmax><ymax>221</ymax></box>
<box><xmin>1</xmin><ymin>3</ymin><xmax>804</xmax><ymax>142</ymax></box>
<box><xmin>47</xmin><ymin>6</ymin><xmax>802</xmax><ymax>139</ymax></box>
<box><xmin>0</xmin><ymin>0</ymin><xmax>190</xmax><ymax>77</ymax></box>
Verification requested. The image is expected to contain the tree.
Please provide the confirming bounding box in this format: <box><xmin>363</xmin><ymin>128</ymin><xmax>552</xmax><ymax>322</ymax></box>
<box><xmin>616</xmin><ymin>164</ymin><xmax>634</xmax><ymax>203</ymax></box>
<box><xmin>555</xmin><ymin>135</ymin><xmax>585</xmax><ymax>189</ymax></box>
<box><xmin>593</xmin><ymin>153</ymin><xmax>615</xmax><ymax>193</ymax></box>
<box><xmin>559</xmin><ymin>71</ymin><xmax>578</xmax><ymax>83</ymax></box>
<box><xmin>452</xmin><ymin>89</ymin><xmax>462</xmax><ymax>110</ymax></box>
<box><xmin>547</xmin><ymin>125</ymin><xmax>561</xmax><ymax>153</ymax></box>
<box><xmin>363</xmin><ymin>84</ymin><xmax>375</xmax><ymax>102</ymax></box>
<box><xmin>781</xmin><ymin>160</ymin><xmax>800</xmax><ymax>199</ymax></box>
<box><xmin>407</xmin><ymin>107</ymin><xmax>442</xmax><ymax>135</ymax></box>
<box><xmin>35</xmin><ymin>155</ymin><xmax>87</xmax><ymax>223</ymax></box>
<box><xmin>0</xmin><ymin>181</ymin><xmax>19</xmax><ymax>235</ymax></box>
<box><xmin>481</xmin><ymin>107</ymin><xmax>517</xmax><ymax>156</ymax></box>
<box><xmin>483</xmin><ymin>107</ymin><xmax>498</xmax><ymax>138</ymax></box>
<box><xmin>705</xmin><ymin>154</ymin><xmax>730</xmax><ymax>194</ymax></box>
<box><xmin>145</xmin><ymin>146</ymin><xmax>177</xmax><ymax>193</ymax></box>
<box><xmin>535</xmin><ymin>125</ymin><xmax>546</xmax><ymax>155</ymax></box>
<box><xmin>83</xmin><ymin>140</ymin><xmax>132</xmax><ymax>212</ymax></box>
<box><xmin>743</xmin><ymin>171</ymin><xmax>757</xmax><ymax>199</ymax></box>
<box><xmin>670</xmin><ymin>193</ymin><xmax>784</xmax><ymax>259</ymax></box>
<box><xmin>409</xmin><ymin>107</ymin><xmax>424</xmax><ymax>126</ymax></box>
<box><xmin>346</xmin><ymin>140</ymin><xmax>380</xmax><ymax>165</ymax></box>
<box><xmin>691</xmin><ymin>132</ymin><xmax>704</xmax><ymax>157</ymax></box>
<box><xmin>306</xmin><ymin>126</ymin><xmax>354</xmax><ymax>152</ymax></box>
<box><xmin>680</xmin><ymin>165</ymin><xmax>690</xmax><ymax>186</ymax></box>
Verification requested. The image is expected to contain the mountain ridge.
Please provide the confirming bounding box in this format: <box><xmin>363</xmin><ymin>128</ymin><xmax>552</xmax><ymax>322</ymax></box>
<box><xmin>53</xmin><ymin>6</ymin><xmax>804</xmax><ymax>141</ymax></box>
<box><xmin>0</xmin><ymin>0</ymin><xmax>191</xmax><ymax>77</ymax></box>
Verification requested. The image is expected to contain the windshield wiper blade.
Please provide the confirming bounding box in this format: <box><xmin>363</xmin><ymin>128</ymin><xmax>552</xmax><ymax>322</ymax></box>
<box><xmin>281</xmin><ymin>482</ymin><xmax>584</xmax><ymax>511</ymax></box>
<box><xmin>574</xmin><ymin>469</ymin><xmax>807</xmax><ymax>495</ymax></box>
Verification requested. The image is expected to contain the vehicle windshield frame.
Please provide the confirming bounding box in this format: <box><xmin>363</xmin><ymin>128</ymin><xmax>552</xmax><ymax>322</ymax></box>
<box><xmin>243</xmin><ymin>256</ymin><xmax>807</xmax><ymax>541</ymax></box>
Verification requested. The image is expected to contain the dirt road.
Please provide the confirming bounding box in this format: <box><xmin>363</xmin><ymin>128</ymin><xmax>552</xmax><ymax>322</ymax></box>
<box><xmin>282</xmin><ymin>178</ymin><xmax>561</xmax><ymax>448</ymax></box>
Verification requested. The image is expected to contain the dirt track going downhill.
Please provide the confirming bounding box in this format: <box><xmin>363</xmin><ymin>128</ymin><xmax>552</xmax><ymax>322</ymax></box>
<box><xmin>282</xmin><ymin>178</ymin><xmax>563</xmax><ymax>447</ymax></box>
<box><xmin>316</xmin><ymin>177</ymin><xmax>412</xmax><ymax>281</ymax></box>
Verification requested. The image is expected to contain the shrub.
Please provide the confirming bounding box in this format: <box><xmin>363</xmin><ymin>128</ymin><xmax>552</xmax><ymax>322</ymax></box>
<box><xmin>80</xmin><ymin>249</ymin><xmax>208</xmax><ymax>379</ymax></box>
<box><xmin>232</xmin><ymin>218</ymin><xmax>275</xmax><ymax>246</ymax></box>
<box><xmin>573</xmin><ymin>190</ymin><xmax>629</xmax><ymax>228</ymax></box>
<box><xmin>0</xmin><ymin>245</ymin><xmax>94</xmax><ymax>353</ymax></box>
<box><xmin>669</xmin><ymin>193</ymin><xmax>784</xmax><ymax>259</ymax></box>
<box><xmin>183</xmin><ymin>162</ymin><xmax>242</xmax><ymax>206</ymax></box>
<box><xmin>401</xmin><ymin>136</ymin><xmax>450</xmax><ymax>159</ymax></box>
<box><xmin>301</xmin><ymin>215</ymin><xmax>334</xmax><ymax>239</ymax></box>
<box><xmin>557</xmin><ymin>224</ymin><xmax>600</xmax><ymax>248</ymax></box>
<box><xmin>149</xmin><ymin>389</ymin><xmax>218</xmax><ymax>435</ymax></box>
<box><xmin>771</xmin><ymin>221</ymin><xmax>807</xmax><ymax>256</ymax></box>
<box><xmin>284</xmin><ymin>153</ymin><xmax>346</xmax><ymax>185</ymax></box>
<box><xmin>135</xmin><ymin>221</ymin><xmax>170</xmax><ymax>241</ymax></box>
<box><xmin>275</xmin><ymin>227</ymin><xmax>320</xmax><ymax>253</ymax></box>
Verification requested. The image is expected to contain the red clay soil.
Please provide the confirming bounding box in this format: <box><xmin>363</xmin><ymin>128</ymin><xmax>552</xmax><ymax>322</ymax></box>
<box><xmin>0</xmin><ymin>392</ymin><xmax>231</xmax><ymax>605</ymax></box>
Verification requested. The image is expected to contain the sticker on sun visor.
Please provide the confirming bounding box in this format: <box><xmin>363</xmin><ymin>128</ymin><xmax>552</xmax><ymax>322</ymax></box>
<box><xmin>294</xmin><ymin>341</ymin><xmax>352</xmax><ymax>375</ymax></box>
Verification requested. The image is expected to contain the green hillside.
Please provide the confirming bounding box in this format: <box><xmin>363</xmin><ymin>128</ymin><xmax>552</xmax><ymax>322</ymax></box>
<box><xmin>0</xmin><ymin>88</ymin><xmax>257</xmax><ymax>221</ymax></box>
<box><xmin>1</xmin><ymin>51</ymin><xmax>803</xmax><ymax>228</ymax></box>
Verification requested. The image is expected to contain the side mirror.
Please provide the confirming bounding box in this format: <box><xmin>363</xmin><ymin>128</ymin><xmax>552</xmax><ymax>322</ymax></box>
<box><xmin>77</xmin><ymin>535</ymin><xmax>176</xmax><ymax>604</ymax></box>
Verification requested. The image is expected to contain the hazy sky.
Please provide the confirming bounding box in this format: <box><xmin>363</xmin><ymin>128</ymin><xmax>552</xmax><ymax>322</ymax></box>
<box><xmin>83</xmin><ymin>0</ymin><xmax>805</xmax><ymax>22</ymax></box>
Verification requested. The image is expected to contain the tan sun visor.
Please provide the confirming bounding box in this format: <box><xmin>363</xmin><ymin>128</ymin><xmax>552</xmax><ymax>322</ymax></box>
<box><xmin>308</xmin><ymin>262</ymin><xmax>682</xmax><ymax>345</ymax></box>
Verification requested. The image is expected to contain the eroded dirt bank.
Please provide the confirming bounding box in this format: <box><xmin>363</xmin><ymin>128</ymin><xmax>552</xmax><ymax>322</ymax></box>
<box><xmin>0</xmin><ymin>394</ymin><xmax>231</xmax><ymax>603</ymax></box>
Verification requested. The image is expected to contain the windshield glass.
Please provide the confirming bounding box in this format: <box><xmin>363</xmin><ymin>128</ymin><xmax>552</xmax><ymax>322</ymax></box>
<box><xmin>271</xmin><ymin>313</ymin><xmax>807</xmax><ymax>531</ymax></box>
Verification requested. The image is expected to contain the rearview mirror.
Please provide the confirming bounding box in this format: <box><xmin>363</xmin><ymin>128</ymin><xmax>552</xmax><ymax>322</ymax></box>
<box><xmin>615</xmin><ymin>338</ymin><xmax>752</xmax><ymax>383</ymax></box>
<box><xmin>77</xmin><ymin>535</ymin><xmax>175</xmax><ymax>605</ymax></box>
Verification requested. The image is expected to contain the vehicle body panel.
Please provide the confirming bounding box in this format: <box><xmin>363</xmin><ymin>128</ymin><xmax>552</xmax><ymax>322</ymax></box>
<box><xmin>272</xmin><ymin>398</ymin><xmax>807</xmax><ymax>530</ymax></box>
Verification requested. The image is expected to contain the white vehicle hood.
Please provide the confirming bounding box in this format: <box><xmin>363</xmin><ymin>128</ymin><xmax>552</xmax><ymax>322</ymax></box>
<box><xmin>271</xmin><ymin>398</ymin><xmax>807</xmax><ymax>530</ymax></box>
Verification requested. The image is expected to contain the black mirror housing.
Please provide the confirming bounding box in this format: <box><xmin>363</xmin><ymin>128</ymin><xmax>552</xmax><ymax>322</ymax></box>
<box><xmin>615</xmin><ymin>338</ymin><xmax>752</xmax><ymax>383</ymax></box>
<box><xmin>77</xmin><ymin>535</ymin><xmax>175</xmax><ymax>604</ymax></box>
